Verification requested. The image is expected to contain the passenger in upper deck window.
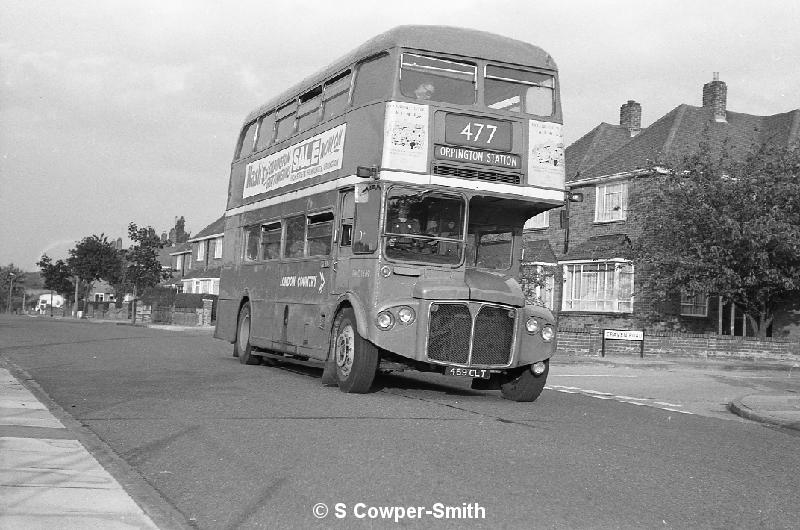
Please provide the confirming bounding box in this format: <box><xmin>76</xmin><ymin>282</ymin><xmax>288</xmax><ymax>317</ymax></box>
<box><xmin>414</xmin><ymin>83</ymin><xmax>435</xmax><ymax>100</ymax></box>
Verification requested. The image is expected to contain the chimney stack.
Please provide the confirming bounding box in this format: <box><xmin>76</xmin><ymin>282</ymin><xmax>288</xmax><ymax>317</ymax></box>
<box><xmin>620</xmin><ymin>100</ymin><xmax>642</xmax><ymax>137</ymax></box>
<box><xmin>702</xmin><ymin>72</ymin><xmax>727</xmax><ymax>123</ymax></box>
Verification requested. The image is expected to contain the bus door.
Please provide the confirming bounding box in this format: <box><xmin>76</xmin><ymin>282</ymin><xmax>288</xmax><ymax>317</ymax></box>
<box><xmin>332</xmin><ymin>189</ymin><xmax>355</xmax><ymax>294</ymax></box>
<box><xmin>333</xmin><ymin>183</ymin><xmax>380</xmax><ymax>294</ymax></box>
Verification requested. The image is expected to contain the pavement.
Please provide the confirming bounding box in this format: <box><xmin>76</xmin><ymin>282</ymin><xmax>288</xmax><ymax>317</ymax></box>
<box><xmin>1</xmin><ymin>319</ymin><xmax>798</xmax><ymax>529</ymax></box>
<box><xmin>0</xmin><ymin>365</ymin><xmax>161</xmax><ymax>529</ymax></box>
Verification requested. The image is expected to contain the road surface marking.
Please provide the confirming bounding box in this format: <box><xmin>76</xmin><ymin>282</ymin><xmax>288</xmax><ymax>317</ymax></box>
<box><xmin>546</xmin><ymin>385</ymin><xmax>694</xmax><ymax>415</ymax></box>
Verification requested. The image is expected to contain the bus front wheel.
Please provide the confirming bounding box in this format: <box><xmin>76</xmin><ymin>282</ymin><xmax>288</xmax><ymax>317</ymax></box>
<box><xmin>333</xmin><ymin>308</ymin><xmax>378</xmax><ymax>393</ymax></box>
<box><xmin>499</xmin><ymin>361</ymin><xmax>549</xmax><ymax>402</ymax></box>
<box><xmin>235</xmin><ymin>303</ymin><xmax>260</xmax><ymax>365</ymax></box>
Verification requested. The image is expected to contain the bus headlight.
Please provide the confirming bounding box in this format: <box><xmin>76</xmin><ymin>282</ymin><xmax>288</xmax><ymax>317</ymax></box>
<box><xmin>397</xmin><ymin>306</ymin><xmax>416</xmax><ymax>325</ymax></box>
<box><xmin>525</xmin><ymin>317</ymin><xmax>540</xmax><ymax>334</ymax></box>
<box><xmin>376</xmin><ymin>311</ymin><xmax>395</xmax><ymax>331</ymax></box>
<box><xmin>541</xmin><ymin>325</ymin><xmax>555</xmax><ymax>342</ymax></box>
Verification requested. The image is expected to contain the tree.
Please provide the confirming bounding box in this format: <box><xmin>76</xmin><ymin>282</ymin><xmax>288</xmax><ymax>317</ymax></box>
<box><xmin>37</xmin><ymin>255</ymin><xmax>75</xmax><ymax>304</ymax></box>
<box><xmin>1</xmin><ymin>264</ymin><xmax>25</xmax><ymax>313</ymax></box>
<box><xmin>66</xmin><ymin>234</ymin><xmax>123</xmax><ymax>308</ymax></box>
<box><xmin>123</xmin><ymin>222</ymin><xmax>171</xmax><ymax>298</ymax></box>
<box><xmin>631</xmin><ymin>143</ymin><xmax>800</xmax><ymax>337</ymax></box>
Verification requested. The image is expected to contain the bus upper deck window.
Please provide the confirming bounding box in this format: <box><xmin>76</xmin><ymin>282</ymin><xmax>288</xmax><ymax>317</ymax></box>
<box><xmin>275</xmin><ymin>102</ymin><xmax>297</xmax><ymax>142</ymax></box>
<box><xmin>322</xmin><ymin>70</ymin><xmax>352</xmax><ymax>121</ymax></box>
<box><xmin>255</xmin><ymin>113</ymin><xmax>276</xmax><ymax>151</ymax></box>
<box><xmin>485</xmin><ymin>65</ymin><xmax>554</xmax><ymax>116</ymax></box>
<box><xmin>352</xmin><ymin>53</ymin><xmax>392</xmax><ymax>107</ymax></box>
<box><xmin>297</xmin><ymin>86</ymin><xmax>322</xmax><ymax>133</ymax></box>
<box><xmin>400</xmin><ymin>54</ymin><xmax>476</xmax><ymax>105</ymax></box>
<box><xmin>237</xmin><ymin>121</ymin><xmax>258</xmax><ymax>159</ymax></box>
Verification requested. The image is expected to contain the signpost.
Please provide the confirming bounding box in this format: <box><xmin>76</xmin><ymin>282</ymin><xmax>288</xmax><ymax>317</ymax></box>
<box><xmin>602</xmin><ymin>329</ymin><xmax>645</xmax><ymax>358</ymax></box>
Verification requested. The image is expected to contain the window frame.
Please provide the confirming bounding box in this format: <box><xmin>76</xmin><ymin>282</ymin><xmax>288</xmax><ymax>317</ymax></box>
<box><xmin>322</xmin><ymin>69</ymin><xmax>353</xmax><ymax>121</ymax></box>
<box><xmin>259</xmin><ymin>221</ymin><xmax>283</xmax><ymax>261</ymax></box>
<box><xmin>595</xmin><ymin>181</ymin><xmax>628</xmax><ymax>223</ymax></box>
<box><xmin>561</xmin><ymin>259</ymin><xmax>634</xmax><ymax>313</ymax></box>
<box><xmin>237</xmin><ymin>120</ymin><xmax>258</xmax><ymax>159</ymax></box>
<box><xmin>243</xmin><ymin>225</ymin><xmax>262</xmax><ymax>262</ymax></box>
<box><xmin>274</xmin><ymin>101</ymin><xmax>298</xmax><ymax>143</ymax></box>
<box><xmin>297</xmin><ymin>85</ymin><xmax>323</xmax><ymax>133</ymax></box>
<box><xmin>680</xmin><ymin>292</ymin><xmax>709</xmax><ymax>317</ymax></box>
<box><xmin>524</xmin><ymin>211</ymin><xmax>549</xmax><ymax>230</ymax></box>
<box><xmin>255</xmin><ymin>112</ymin><xmax>276</xmax><ymax>152</ymax></box>
<box><xmin>306</xmin><ymin>211</ymin><xmax>335</xmax><ymax>257</ymax></box>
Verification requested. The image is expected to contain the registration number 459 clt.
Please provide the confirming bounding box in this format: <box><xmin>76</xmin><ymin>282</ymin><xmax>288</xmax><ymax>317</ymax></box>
<box><xmin>446</xmin><ymin>366</ymin><xmax>490</xmax><ymax>379</ymax></box>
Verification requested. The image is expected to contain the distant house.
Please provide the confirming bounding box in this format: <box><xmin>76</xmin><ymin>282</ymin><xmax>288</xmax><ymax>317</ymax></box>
<box><xmin>158</xmin><ymin>242</ymin><xmax>191</xmax><ymax>291</ymax></box>
<box><xmin>524</xmin><ymin>74</ymin><xmax>800</xmax><ymax>338</ymax></box>
<box><xmin>88</xmin><ymin>279</ymin><xmax>117</xmax><ymax>302</ymax></box>
<box><xmin>181</xmin><ymin>216</ymin><xmax>225</xmax><ymax>295</ymax></box>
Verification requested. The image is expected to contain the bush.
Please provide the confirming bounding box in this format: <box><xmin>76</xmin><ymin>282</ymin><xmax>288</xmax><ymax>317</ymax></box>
<box><xmin>174</xmin><ymin>293</ymin><xmax>218</xmax><ymax>309</ymax></box>
<box><xmin>141</xmin><ymin>286</ymin><xmax>177</xmax><ymax>307</ymax></box>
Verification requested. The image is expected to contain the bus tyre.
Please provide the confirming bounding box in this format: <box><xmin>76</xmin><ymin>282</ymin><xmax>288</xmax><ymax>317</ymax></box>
<box><xmin>235</xmin><ymin>303</ymin><xmax>260</xmax><ymax>365</ymax></box>
<box><xmin>499</xmin><ymin>360</ymin><xmax>549</xmax><ymax>402</ymax></box>
<box><xmin>333</xmin><ymin>308</ymin><xmax>378</xmax><ymax>393</ymax></box>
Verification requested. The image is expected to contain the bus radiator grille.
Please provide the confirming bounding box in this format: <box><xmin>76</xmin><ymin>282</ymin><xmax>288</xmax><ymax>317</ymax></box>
<box><xmin>433</xmin><ymin>164</ymin><xmax>521</xmax><ymax>185</ymax></box>
<box><xmin>472</xmin><ymin>306</ymin><xmax>514</xmax><ymax>365</ymax></box>
<box><xmin>427</xmin><ymin>303</ymin><xmax>471</xmax><ymax>364</ymax></box>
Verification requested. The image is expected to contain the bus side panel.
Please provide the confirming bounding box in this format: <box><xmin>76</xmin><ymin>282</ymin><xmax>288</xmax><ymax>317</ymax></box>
<box><xmin>339</xmin><ymin>103</ymin><xmax>385</xmax><ymax>176</ymax></box>
<box><xmin>215</xmin><ymin>218</ymin><xmax>241</xmax><ymax>343</ymax></box>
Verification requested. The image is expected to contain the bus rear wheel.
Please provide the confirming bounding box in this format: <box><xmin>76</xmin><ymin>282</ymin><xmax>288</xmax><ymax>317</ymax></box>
<box><xmin>333</xmin><ymin>308</ymin><xmax>378</xmax><ymax>393</ymax></box>
<box><xmin>499</xmin><ymin>360</ymin><xmax>549</xmax><ymax>402</ymax></box>
<box><xmin>235</xmin><ymin>303</ymin><xmax>260</xmax><ymax>365</ymax></box>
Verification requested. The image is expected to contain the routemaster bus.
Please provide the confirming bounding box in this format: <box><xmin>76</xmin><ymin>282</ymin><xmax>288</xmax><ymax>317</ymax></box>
<box><xmin>215</xmin><ymin>25</ymin><xmax>565</xmax><ymax>401</ymax></box>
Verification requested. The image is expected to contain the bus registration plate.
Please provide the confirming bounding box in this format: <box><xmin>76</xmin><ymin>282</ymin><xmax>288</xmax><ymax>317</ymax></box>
<box><xmin>445</xmin><ymin>366</ymin><xmax>490</xmax><ymax>379</ymax></box>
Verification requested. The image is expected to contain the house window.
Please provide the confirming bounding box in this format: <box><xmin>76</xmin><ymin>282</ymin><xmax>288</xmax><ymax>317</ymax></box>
<box><xmin>595</xmin><ymin>181</ymin><xmax>628</xmax><ymax>223</ymax></box>
<box><xmin>175</xmin><ymin>254</ymin><xmax>183</xmax><ymax>272</ymax></box>
<box><xmin>524</xmin><ymin>211</ymin><xmax>549</xmax><ymax>230</ymax></box>
<box><xmin>214</xmin><ymin>237</ymin><xmax>223</xmax><ymax>259</ymax></box>
<box><xmin>196</xmin><ymin>242</ymin><xmax>205</xmax><ymax>262</ymax></box>
<box><xmin>562</xmin><ymin>260</ymin><xmax>634</xmax><ymax>313</ymax></box>
<box><xmin>681</xmin><ymin>292</ymin><xmax>708</xmax><ymax>317</ymax></box>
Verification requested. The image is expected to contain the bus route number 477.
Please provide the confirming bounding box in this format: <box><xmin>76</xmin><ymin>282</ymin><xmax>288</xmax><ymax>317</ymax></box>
<box><xmin>460</xmin><ymin>122</ymin><xmax>498</xmax><ymax>144</ymax></box>
<box><xmin>446</xmin><ymin>366</ymin><xmax>490</xmax><ymax>379</ymax></box>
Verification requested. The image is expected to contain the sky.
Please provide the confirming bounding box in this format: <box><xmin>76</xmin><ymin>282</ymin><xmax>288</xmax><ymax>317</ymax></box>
<box><xmin>1</xmin><ymin>0</ymin><xmax>798</xmax><ymax>271</ymax></box>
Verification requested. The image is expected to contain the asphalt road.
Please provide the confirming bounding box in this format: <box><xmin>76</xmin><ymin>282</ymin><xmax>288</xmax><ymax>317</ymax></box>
<box><xmin>1</xmin><ymin>316</ymin><xmax>798</xmax><ymax>529</ymax></box>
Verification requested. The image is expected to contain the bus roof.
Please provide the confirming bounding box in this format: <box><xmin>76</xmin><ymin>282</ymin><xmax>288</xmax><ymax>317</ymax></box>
<box><xmin>244</xmin><ymin>25</ymin><xmax>557</xmax><ymax>124</ymax></box>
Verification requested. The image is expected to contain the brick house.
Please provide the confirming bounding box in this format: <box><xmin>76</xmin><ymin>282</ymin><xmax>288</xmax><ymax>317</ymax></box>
<box><xmin>181</xmin><ymin>216</ymin><xmax>225</xmax><ymax>295</ymax></box>
<box><xmin>523</xmin><ymin>75</ymin><xmax>800</xmax><ymax>339</ymax></box>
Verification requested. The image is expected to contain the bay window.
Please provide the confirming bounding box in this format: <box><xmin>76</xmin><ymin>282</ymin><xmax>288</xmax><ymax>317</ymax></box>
<box><xmin>562</xmin><ymin>260</ymin><xmax>634</xmax><ymax>313</ymax></box>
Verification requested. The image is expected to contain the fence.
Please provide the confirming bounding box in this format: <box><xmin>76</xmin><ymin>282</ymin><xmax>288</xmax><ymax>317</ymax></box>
<box><xmin>84</xmin><ymin>298</ymin><xmax>216</xmax><ymax>327</ymax></box>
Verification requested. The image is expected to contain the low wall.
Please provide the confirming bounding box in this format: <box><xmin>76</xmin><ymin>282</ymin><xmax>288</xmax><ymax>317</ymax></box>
<box><xmin>557</xmin><ymin>328</ymin><xmax>800</xmax><ymax>362</ymax></box>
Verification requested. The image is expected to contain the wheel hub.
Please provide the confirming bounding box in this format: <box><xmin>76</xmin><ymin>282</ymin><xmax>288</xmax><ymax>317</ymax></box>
<box><xmin>336</xmin><ymin>326</ymin><xmax>355</xmax><ymax>378</ymax></box>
